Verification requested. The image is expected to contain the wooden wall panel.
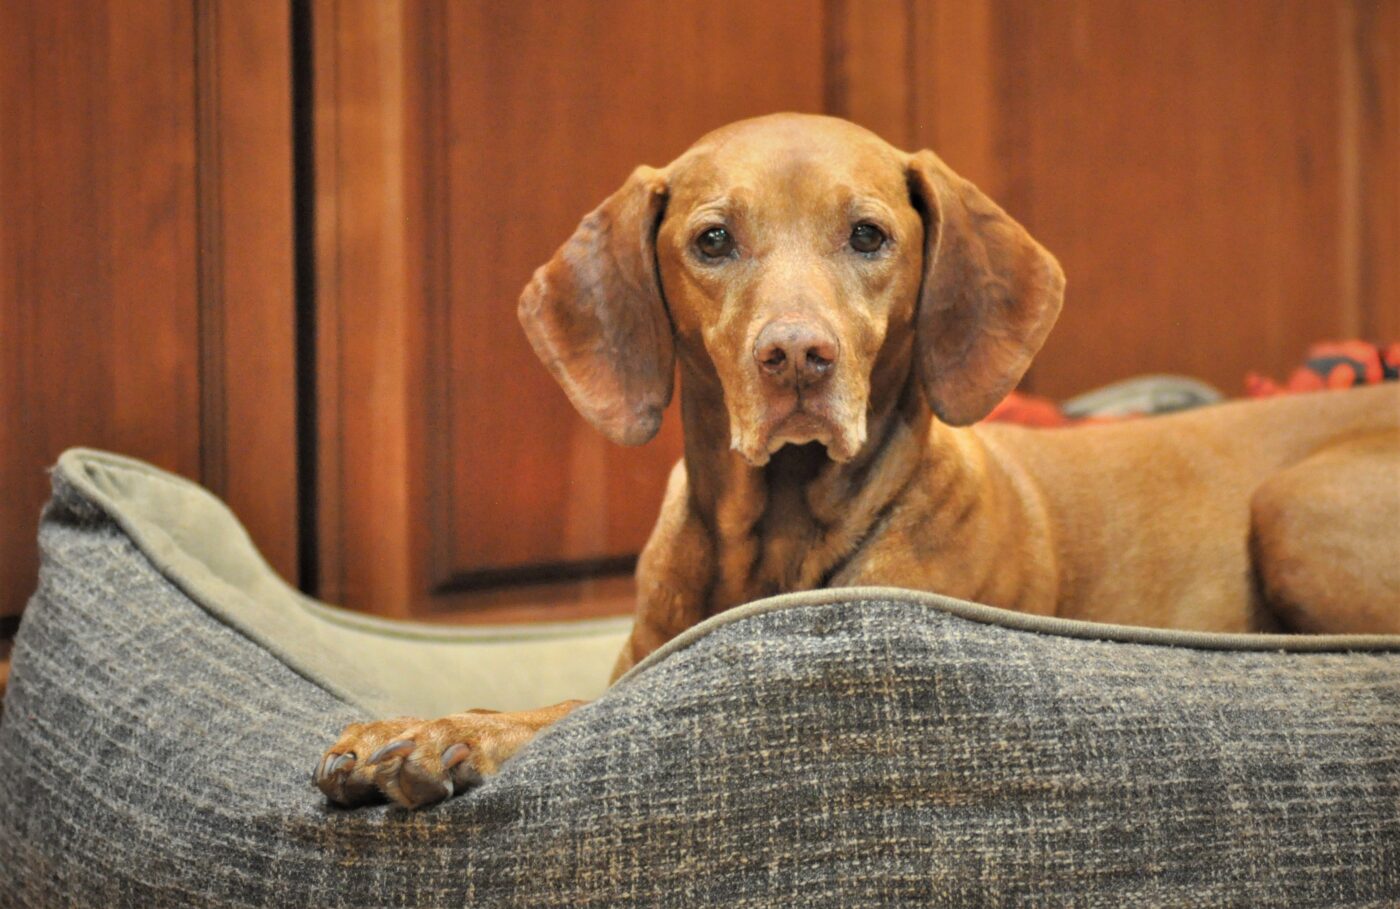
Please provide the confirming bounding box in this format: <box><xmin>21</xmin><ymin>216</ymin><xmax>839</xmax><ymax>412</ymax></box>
<box><xmin>439</xmin><ymin>1</ymin><xmax>827</xmax><ymax>584</ymax></box>
<box><xmin>1019</xmin><ymin>1</ymin><xmax>1349</xmax><ymax>397</ymax></box>
<box><xmin>908</xmin><ymin>0</ymin><xmax>1398</xmax><ymax>399</ymax></box>
<box><xmin>0</xmin><ymin>1</ymin><xmax>297</xmax><ymax>623</ymax></box>
<box><xmin>1352</xmin><ymin>0</ymin><xmax>1400</xmax><ymax>341</ymax></box>
<box><xmin>314</xmin><ymin>0</ymin><xmax>828</xmax><ymax>617</ymax></box>
<box><xmin>312</xmin><ymin>0</ymin><xmax>419</xmax><ymax>615</ymax></box>
<box><xmin>196</xmin><ymin>0</ymin><xmax>301</xmax><ymax>586</ymax></box>
<box><xmin>825</xmin><ymin>0</ymin><xmax>914</xmax><ymax>147</ymax></box>
<box><xmin>1</xmin><ymin>1</ymin><xmax>200</xmax><ymax>622</ymax></box>
<box><xmin>909</xmin><ymin>0</ymin><xmax>1013</xmax><ymax>204</ymax></box>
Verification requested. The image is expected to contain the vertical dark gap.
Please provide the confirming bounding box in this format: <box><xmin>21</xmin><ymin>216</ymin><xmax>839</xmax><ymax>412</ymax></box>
<box><xmin>193</xmin><ymin>0</ymin><xmax>228</xmax><ymax>501</ymax></box>
<box><xmin>291</xmin><ymin>0</ymin><xmax>318</xmax><ymax>595</ymax></box>
<box><xmin>822</xmin><ymin>0</ymin><xmax>848</xmax><ymax>118</ymax></box>
<box><xmin>903</xmin><ymin>0</ymin><xmax>919</xmax><ymax>147</ymax></box>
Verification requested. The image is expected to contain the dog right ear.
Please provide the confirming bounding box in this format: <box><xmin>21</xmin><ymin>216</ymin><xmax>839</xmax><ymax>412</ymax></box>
<box><xmin>518</xmin><ymin>166</ymin><xmax>674</xmax><ymax>446</ymax></box>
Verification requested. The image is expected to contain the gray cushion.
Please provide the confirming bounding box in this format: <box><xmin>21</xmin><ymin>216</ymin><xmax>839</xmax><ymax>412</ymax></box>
<box><xmin>1</xmin><ymin>449</ymin><xmax>1398</xmax><ymax>907</ymax></box>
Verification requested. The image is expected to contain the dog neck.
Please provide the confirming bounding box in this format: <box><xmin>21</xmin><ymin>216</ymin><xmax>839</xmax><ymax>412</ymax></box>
<box><xmin>677</xmin><ymin>354</ymin><xmax>953</xmax><ymax>613</ymax></box>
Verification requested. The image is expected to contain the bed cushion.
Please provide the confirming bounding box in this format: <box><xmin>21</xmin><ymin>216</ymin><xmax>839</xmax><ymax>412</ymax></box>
<box><xmin>0</xmin><ymin>448</ymin><xmax>1397</xmax><ymax>906</ymax></box>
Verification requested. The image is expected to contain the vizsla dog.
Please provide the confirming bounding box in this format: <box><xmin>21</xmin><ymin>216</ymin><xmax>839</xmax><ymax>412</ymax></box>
<box><xmin>316</xmin><ymin>113</ymin><xmax>1400</xmax><ymax>809</ymax></box>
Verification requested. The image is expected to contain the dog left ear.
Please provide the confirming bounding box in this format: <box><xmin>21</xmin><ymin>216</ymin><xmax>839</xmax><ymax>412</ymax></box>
<box><xmin>906</xmin><ymin>150</ymin><xmax>1065</xmax><ymax>426</ymax></box>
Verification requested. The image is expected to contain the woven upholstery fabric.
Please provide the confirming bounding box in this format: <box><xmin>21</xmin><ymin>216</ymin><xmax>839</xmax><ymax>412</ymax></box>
<box><xmin>2</xmin><ymin>457</ymin><xmax>1399</xmax><ymax>906</ymax></box>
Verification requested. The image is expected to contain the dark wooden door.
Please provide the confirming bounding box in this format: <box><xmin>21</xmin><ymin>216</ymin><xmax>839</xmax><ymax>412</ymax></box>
<box><xmin>311</xmin><ymin>0</ymin><xmax>833</xmax><ymax>618</ymax></box>
<box><xmin>0</xmin><ymin>0</ymin><xmax>299</xmax><ymax>624</ymax></box>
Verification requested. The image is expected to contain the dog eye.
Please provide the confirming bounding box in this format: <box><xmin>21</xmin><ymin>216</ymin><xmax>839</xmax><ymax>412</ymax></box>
<box><xmin>849</xmin><ymin>223</ymin><xmax>886</xmax><ymax>254</ymax></box>
<box><xmin>695</xmin><ymin>227</ymin><xmax>735</xmax><ymax>260</ymax></box>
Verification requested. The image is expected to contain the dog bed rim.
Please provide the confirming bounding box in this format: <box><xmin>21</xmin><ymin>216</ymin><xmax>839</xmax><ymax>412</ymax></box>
<box><xmin>50</xmin><ymin>447</ymin><xmax>1400</xmax><ymax>702</ymax></box>
<box><xmin>50</xmin><ymin>447</ymin><xmax>626</xmax><ymax>645</ymax></box>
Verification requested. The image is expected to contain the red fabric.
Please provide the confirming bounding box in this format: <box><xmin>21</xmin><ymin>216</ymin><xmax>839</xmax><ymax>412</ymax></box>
<box><xmin>983</xmin><ymin>391</ymin><xmax>1083</xmax><ymax>428</ymax></box>
<box><xmin>1246</xmin><ymin>340</ymin><xmax>1400</xmax><ymax>398</ymax></box>
<box><xmin>985</xmin><ymin>340</ymin><xmax>1398</xmax><ymax>429</ymax></box>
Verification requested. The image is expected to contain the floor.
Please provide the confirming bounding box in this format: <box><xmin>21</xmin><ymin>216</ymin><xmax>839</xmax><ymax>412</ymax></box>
<box><xmin>416</xmin><ymin>574</ymin><xmax>637</xmax><ymax>625</ymax></box>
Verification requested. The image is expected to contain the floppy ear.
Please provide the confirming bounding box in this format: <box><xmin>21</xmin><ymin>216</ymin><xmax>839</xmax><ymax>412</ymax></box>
<box><xmin>518</xmin><ymin>166</ymin><xmax>674</xmax><ymax>446</ymax></box>
<box><xmin>906</xmin><ymin>150</ymin><xmax>1065</xmax><ymax>426</ymax></box>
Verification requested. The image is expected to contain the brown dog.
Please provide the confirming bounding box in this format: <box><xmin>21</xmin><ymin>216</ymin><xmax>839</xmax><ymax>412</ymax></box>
<box><xmin>316</xmin><ymin>113</ymin><xmax>1400</xmax><ymax>809</ymax></box>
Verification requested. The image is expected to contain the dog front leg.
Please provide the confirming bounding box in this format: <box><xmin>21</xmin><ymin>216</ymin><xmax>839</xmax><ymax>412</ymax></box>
<box><xmin>611</xmin><ymin>461</ymin><xmax>716</xmax><ymax>680</ymax></box>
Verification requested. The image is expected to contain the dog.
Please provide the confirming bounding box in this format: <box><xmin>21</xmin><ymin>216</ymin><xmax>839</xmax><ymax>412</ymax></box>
<box><xmin>315</xmin><ymin>113</ymin><xmax>1400</xmax><ymax>809</ymax></box>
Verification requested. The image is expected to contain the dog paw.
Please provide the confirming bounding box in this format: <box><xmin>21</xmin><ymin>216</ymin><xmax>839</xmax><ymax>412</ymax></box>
<box><xmin>314</xmin><ymin>711</ymin><xmax>530</xmax><ymax>809</ymax></box>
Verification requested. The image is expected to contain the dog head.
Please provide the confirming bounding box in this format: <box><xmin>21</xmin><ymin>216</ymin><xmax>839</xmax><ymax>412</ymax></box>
<box><xmin>519</xmin><ymin>113</ymin><xmax>1064</xmax><ymax>464</ymax></box>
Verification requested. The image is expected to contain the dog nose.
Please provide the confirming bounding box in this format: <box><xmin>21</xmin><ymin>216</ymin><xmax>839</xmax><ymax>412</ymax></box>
<box><xmin>753</xmin><ymin>318</ymin><xmax>840</xmax><ymax>386</ymax></box>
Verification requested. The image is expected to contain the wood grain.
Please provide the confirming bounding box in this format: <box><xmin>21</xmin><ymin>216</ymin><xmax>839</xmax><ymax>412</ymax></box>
<box><xmin>0</xmin><ymin>1</ymin><xmax>297</xmax><ymax>621</ymax></box>
<box><xmin>825</xmin><ymin>0</ymin><xmax>914</xmax><ymax>147</ymax></box>
<box><xmin>1351</xmin><ymin>0</ymin><xmax>1400</xmax><ymax>341</ymax></box>
<box><xmin>313</xmin><ymin>0</ymin><xmax>422</xmax><ymax>614</ymax></box>
<box><xmin>196</xmin><ymin>0</ymin><xmax>300</xmax><ymax>585</ymax></box>
<box><xmin>910</xmin><ymin>0</ymin><xmax>1391</xmax><ymax>398</ymax></box>
<box><xmin>314</xmin><ymin>0</ymin><xmax>827</xmax><ymax>616</ymax></box>
<box><xmin>1</xmin><ymin>1</ymin><xmax>201</xmax><ymax>620</ymax></box>
<box><xmin>1038</xmin><ymin>0</ymin><xmax>1347</xmax><ymax>397</ymax></box>
<box><xmin>441</xmin><ymin>0</ymin><xmax>825</xmax><ymax>584</ymax></box>
<box><xmin>912</xmin><ymin>0</ymin><xmax>1008</xmax><ymax>199</ymax></box>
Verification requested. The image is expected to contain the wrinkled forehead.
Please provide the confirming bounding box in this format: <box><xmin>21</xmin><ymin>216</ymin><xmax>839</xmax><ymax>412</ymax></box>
<box><xmin>665</xmin><ymin>119</ymin><xmax>912</xmax><ymax>220</ymax></box>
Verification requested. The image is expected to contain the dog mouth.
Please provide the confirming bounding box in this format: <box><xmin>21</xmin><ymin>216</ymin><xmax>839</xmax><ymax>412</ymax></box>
<box><xmin>732</xmin><ymin>398</ymin><xmax>866</xmax><ymax>466</ymax></box>
<box><xmin>764</xmin><ymin>410</ymin><xmax>836</xmax><ymax>453</ymax></box>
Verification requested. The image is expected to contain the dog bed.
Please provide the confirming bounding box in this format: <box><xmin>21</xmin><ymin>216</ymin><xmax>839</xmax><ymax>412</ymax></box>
<box><xmin>1</xmin><ymin>449</ymin><xmax>1397</xmax><ymax>907</ymax></box>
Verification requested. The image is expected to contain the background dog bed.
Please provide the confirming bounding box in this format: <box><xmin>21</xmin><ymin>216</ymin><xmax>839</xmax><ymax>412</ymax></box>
<box><xmin>1</xmin><ymin>449</ymin><xmax>1397</xmax><ymax>907</ymax></box>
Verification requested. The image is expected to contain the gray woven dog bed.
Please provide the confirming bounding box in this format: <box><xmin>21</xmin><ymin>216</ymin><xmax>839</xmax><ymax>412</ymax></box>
<box><xmin>1</xmin><ymin>449</ymin><xmax>1397</xmax><ymax>907</ymax></box>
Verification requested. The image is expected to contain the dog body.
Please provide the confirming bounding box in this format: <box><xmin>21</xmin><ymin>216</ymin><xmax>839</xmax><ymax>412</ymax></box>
<box><xmin>316</xmin><ymin>114</ymin><xmax>1400</xmax><ymax>808</ymax></box>
<box><xmin>625</xmin><ymin>385</ymin><xmax>1396</xmax><ymax>672</ymax></box>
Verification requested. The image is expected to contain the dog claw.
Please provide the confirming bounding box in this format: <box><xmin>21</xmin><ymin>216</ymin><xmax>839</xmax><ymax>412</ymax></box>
<box><xmin>315</xmin><ymin>751</ymin><xmax>352</xmax><ymax>783</ymax></box>
<box><xmin>367</xmin><ymin>739</ymin><xmax>415</xmax><ymax>765</ymax></box>
<box><xmin>393</xmin><ymin>755</ymin><xmax>454</xmax><ymax>807</ymax></box>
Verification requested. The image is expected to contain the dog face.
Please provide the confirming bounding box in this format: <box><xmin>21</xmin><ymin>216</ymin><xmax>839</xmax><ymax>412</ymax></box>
<box><xmin>519</xmin><ymin>114</ymin><xmax>1065</xmax><ymax>463</ymax></box>
<box><xmin>654</xmin><ymin>117</ymin><xmax>924</xmax><ymax>464</ymax></box>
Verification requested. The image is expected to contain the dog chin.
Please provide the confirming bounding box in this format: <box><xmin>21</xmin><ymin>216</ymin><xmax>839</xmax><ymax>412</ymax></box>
<box><xmin>733</xmin><ymin>410</ymin><xmax>866</xmax><ymax>466</ymax></box>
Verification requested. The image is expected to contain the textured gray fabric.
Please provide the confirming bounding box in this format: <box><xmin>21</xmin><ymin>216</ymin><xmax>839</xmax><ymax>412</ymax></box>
<box><xmin>1</xmin><ymin>457</ymin><xmax>1399</xmax><ymax>906</ymax></box>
